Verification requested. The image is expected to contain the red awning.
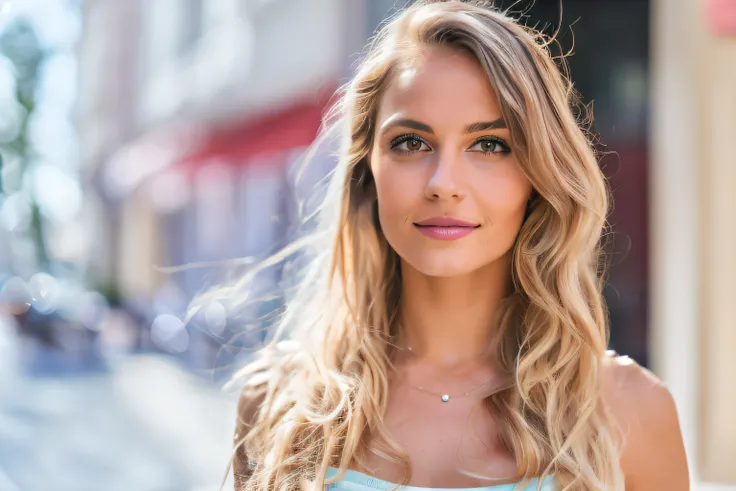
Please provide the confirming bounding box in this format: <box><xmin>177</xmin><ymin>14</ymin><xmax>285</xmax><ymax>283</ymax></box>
<box><xmin>102</xmin><ymin>86</ymin><xmax>337</xmax><ymax>198</ymax></box>
<box><xmin>175</xmin><ymin>88</ymin><xmax>336</xmax><ymax>176</ymax></box>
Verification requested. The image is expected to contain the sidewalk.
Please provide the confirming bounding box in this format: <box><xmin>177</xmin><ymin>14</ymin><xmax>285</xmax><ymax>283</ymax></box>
<box><xmin>0</xmin><ymin>351</ymin><xmax>238</xmax><ymax>491</ymax></box>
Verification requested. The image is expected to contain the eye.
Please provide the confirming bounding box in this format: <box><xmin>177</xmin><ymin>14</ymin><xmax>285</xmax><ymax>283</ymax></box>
<box><xmin>468</xmin><ymin>136</ymin><xmax>511</xmax><ymax>155</ymax></box>
<box><xmin>389</xmin><ymin>133</ymin><xmax>432</xmax><ymax>154</ymax></box>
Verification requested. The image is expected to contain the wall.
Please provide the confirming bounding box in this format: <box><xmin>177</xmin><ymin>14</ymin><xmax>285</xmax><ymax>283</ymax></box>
<box><xmin>651</xmin><ymin>0</ymin><xmax>736</xmax><ymax>487</ymax></box>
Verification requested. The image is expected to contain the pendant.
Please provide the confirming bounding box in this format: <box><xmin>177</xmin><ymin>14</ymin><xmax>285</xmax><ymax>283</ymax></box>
<box><xmin>441</xmin><ymin>394</ymin><xmax>450</xmax><ymax>402</ymax></box>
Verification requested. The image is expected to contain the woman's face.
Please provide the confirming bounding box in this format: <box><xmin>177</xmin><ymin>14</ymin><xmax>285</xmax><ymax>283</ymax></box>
<box><xmin>370</xmin><ymin>47</ymin><xmax>533</xmax><ymax>278</ymax></box>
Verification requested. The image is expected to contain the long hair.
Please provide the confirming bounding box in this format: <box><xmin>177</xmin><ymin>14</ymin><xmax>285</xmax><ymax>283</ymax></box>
<box><xmin>200</xmin><ymin>1</ymin><xmax>624</xmax><ymax>490</ymax></box>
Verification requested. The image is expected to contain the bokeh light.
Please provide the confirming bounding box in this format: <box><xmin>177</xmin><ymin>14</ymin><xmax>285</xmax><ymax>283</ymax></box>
<box><xmin>151</xmin><ymin>314</ymin><xmax>189</xmax><ymax>353</ymax></box>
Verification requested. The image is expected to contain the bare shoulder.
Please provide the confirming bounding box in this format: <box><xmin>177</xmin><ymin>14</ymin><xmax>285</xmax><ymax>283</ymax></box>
<box><xmin>600</xmin><ymin>351</ymin><xmax>666</xmax><ymax>409</ymax></box>
<box><xmin>600</xmin><ymin>351</ymin><xmax>690</xmax><ymax>490</ymax></box>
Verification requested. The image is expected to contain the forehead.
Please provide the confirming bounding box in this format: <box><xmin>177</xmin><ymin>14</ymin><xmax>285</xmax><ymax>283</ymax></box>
<box><xmin>376</xmin><ymin>47</ymin><xmax>503</xmax><ymax>127</ymax></box>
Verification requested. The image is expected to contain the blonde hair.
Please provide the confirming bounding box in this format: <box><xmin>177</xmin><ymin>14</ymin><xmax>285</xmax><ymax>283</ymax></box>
<box><xmin>201</xmin><ymin>1</ymin><xmax>624</xmax><ymax>490</ymax></box>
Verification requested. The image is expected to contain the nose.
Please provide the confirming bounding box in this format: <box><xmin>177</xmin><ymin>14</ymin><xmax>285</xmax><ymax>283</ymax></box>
<box><xmin>424</xmin><ymin>154</ymin><xmax>465</xmax><ymax>201</ymax></box>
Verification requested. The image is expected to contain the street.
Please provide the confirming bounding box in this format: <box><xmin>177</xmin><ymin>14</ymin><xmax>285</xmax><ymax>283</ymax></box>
<box><xmin>0</xmin><ymin>331</ymin><xmax>238</xmax><ymax>491</ymax></box>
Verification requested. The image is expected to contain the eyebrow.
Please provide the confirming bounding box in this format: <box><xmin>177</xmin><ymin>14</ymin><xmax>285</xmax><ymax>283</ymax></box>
<box><xmin>378</xmin><ymin>117</ymin><xmax>507</xmax><ymax>135</ymax></box>
<box><xmin>463</xmin><ymin>119</ymin><xmax>507</xmax><ymax>133</ymax></box>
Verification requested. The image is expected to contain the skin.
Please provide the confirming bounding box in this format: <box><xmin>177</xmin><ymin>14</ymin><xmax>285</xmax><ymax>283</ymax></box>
<box><xmin>235</xmin><ymin>47</ymin><xmax>690</xmax><ymax>490</ymax></box>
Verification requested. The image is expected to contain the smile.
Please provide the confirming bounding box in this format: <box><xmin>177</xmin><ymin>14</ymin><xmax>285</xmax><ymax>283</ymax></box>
<box><xmin>413</xmin><ymin>217</ymin><xmax>480</xmax><ymax>241</ymax></box>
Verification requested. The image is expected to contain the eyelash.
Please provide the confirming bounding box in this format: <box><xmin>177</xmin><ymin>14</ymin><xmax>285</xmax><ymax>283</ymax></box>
<box><xmin>388</xmin><ymin>133</ymin><xmax>512</xmax><ymax>155</ymax></box>
<box><xmin>388</xmin><ymin>133</ymin><xmax>429</xmax><ymax>154</ymax></box>
<box><xmin>469</xmin><ymin>136</ymin><xmax>512</xmax><ymax>155</ymax></box>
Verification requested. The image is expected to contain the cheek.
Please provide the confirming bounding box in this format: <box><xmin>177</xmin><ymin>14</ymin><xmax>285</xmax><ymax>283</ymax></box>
<box><xmin>372</xmin><ymin>166</ymin><xmax>430</xmax><ymax>259</ymax></box>
<box><xmin>475</xmin><ymin>169</ymin><xmax>531</xmax><ymax>221</ymax></box>
<box><xmin>485</xmin><ymin>186</ymin><xmax>528</xmax><ymax>221</ymax></box>
<box><xmin>374</xmin><ymin>173</ymin><xmax>412</xmax><ymax>239</ymax></box>
<box><xmin>372</xmin><ymin>160</ymin><xmax>423</xmax><ymax>223</ymax></box>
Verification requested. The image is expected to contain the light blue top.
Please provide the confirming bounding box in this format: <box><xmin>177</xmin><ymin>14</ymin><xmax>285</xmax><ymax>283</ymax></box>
<box><xmin>325</xmin><ymin>468</ymin><xmax>556</xmax><ymax>491</ymax></box>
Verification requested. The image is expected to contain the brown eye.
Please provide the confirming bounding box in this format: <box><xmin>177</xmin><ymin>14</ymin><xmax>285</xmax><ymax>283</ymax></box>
<box><xmin>406</xmin><ymin>139</ymin><xmax>422</xmax><ymax>151</ymax></box>
<box><xmin>389</xmin><ymin>134</ymin><xmax>431</xmax><ymax>154</ymax></box>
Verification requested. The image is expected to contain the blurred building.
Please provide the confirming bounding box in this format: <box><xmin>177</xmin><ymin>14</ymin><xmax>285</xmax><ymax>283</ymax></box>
<box><xmin>78</xmin><ymin>0</ymin><xmax>368</xmax><ymax>363</ymax></box>
<box><xmin>76</xmin><ymin>0</ymin><xmax>736</xmax><ymax>488</ymax></box>
<box><xmin>77</xmin><ymin>0</ymin><xmax>360</xmax><ymax>301</ymax></box>
<box><xmin>650</xmin><ymin>0</ymin><xmax>736</xmax><ymax>487</ymax></box>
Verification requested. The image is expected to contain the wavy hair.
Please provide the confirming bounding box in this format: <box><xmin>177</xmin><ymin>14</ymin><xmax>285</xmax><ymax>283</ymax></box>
<box><xmin>205</xmin><ymin>1</ymin><xmax>624</xmax><ymax>490</ymax></box>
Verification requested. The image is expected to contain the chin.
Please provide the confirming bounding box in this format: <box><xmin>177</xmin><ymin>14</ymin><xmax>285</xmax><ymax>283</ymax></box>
<box><xmin>402</xmin><ymin>254</ymin><xmax>481</xmax><ymax>278</ymax></box>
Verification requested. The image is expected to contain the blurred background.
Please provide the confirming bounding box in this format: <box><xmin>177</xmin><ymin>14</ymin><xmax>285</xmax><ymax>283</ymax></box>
<box><xmin>0</xmin><ymin>0</ymin><xmax>733</xmax><ymax>490</ymax></box>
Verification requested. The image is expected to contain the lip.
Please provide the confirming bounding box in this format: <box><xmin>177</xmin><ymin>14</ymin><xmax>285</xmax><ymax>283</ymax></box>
<box><xmin>414</xmin><ymin>217</ymin><xmax>479</xmax><ymax>227</ymax></box>
<box><xmin>413</xmin><ymin>216</ymin><xmax>480</xmax><ymax>241</ymax></box>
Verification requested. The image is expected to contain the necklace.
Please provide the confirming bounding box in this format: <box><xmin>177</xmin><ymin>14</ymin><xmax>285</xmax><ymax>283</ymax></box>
<box><xmin>412</xmin><ymin>374</ymin><xmax>497</xmax><ymax>403</ymax></box>
<box><xmin>403</xmin><ymin>345</ymin><xmax>496</xmax><ymax>403</ymax></box>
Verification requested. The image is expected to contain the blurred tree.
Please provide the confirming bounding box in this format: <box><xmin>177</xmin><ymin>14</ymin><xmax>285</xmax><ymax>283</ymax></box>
<box><xmin>0</xmin><ymin>18</ymin><xmax>49</xmax><ymax>271</ymax></box>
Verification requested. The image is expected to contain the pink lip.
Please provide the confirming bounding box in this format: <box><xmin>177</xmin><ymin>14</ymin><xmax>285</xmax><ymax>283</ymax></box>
<box><xmin>413</xmin><ymin>217</ymin><xmax>479</xmax><ymax>241</ymax></box>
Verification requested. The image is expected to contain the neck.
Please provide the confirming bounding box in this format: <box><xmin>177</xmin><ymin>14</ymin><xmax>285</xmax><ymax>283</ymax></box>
<box><xmin>397</xmin><ymin>256</ymin><xmax>512</xmax><ymax>370</ymax></box>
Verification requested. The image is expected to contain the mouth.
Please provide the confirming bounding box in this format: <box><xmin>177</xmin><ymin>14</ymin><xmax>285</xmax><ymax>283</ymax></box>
<box><xmin>413</xmin><ymin>217</ymin><xmax>480</xmax><ymax>241</ymax></box>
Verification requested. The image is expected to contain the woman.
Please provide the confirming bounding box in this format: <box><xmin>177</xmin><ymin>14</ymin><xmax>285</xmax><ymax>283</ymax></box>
<box><xmin>228</xmin><ymin>1</ymin><xmax>689</xmax><ymax>489</ymax></box>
